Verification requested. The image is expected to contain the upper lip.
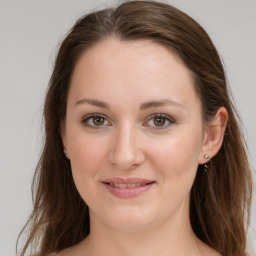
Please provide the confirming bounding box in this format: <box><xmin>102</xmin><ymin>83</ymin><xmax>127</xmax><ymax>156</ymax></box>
<box><xmin>102</xmin><ymin>177</ymin><xmax>155</xmax><ymax>184</ymax></box>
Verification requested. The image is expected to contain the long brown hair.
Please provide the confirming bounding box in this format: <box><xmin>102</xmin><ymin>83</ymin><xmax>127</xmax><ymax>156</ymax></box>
<box><xmin>17</xmin><ymin>1</ymin><xmax>252</xmax><ymax>255</ymax></box>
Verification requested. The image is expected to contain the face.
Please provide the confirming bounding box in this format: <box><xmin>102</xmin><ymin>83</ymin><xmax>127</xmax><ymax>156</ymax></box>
<box><xmin>62</xmin><ymin>38</ymin><xmax>207</xmax><ymax>232</ymax></box>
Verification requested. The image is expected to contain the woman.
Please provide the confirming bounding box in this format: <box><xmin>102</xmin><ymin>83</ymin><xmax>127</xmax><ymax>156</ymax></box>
<box><xmin>17</xmin><ymin>1</ymin><xmax>252</xmax><ymax>256</ymax></box>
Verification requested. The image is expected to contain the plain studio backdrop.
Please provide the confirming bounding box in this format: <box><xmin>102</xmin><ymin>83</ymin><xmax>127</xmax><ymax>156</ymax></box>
<box><xmin>0</xmin><ymin>0</ymin><xmax>255</xmax><ymax>255</ymax></box>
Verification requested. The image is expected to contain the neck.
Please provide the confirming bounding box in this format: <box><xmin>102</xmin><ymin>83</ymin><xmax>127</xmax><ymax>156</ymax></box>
<box><xmin>82</xmin><ymin>205</ymin><xmax>202</xmax><ymax>256</ymax></box>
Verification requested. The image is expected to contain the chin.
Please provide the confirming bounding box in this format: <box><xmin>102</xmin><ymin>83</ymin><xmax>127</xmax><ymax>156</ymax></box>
<box><xmin>102</xmin><ymin>206</ymin><xmax>158</xmax><ymax>232</ymax></box>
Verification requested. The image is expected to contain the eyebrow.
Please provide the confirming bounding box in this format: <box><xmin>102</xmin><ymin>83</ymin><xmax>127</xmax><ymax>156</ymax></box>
<box><xmin>140</xmin><ymin>99</ymin><xmax>185</xmax><ymax>110</ymax></box>
<box><xmin>75</xmin><ymin>98</ymin><xmax>110</xmax><ymax>109</ymax></box>
<box><xmin>75</xmin><ymin>98</ymin><xmax>185</xmax><ymax>110</ymax></box>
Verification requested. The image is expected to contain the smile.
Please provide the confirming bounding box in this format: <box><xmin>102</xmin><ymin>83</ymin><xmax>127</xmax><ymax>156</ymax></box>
<box><xmin>108</xmin><ymin>182</ymin><xmax>148</xmax><ymax>188</ymax></box>
<box><xmin>102</xmin><ymin>178</ymin><xmax>155</xmax><ymax>198</ymax></box>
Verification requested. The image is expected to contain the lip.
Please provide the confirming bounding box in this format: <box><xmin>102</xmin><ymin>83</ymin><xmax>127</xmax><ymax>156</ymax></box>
<box><xmin>103</xmin><ymin>177</ymin><xmax>154</xmax><ymax>184</ymax></box>
<box><xmin>102</xmin><ymin>177</ymin><xmax>156</xmax><ymax>198</ymax></box>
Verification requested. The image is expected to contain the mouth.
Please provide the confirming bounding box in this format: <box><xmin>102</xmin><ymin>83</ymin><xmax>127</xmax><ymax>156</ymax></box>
<box><xmin>103</xmin><ymin>182</ymin><xmax>155</xmax><ymax>188</ymax></box>
<box><xmin>102</xmin><ymin>178</ymin><xmax>156</xmax><ymax>198</ymax></box>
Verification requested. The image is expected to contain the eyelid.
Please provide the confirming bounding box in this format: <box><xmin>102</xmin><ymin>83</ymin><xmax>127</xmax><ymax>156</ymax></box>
<box><xmin>81</xmin><ymin>113</ymin><xmax>175</xmax><ymax>129</ymax></box>
<box><xmin>144</xmin><ymin>113</ymin><xmax>175</xmax><ymax>129</ymax></box>
<box><xmin>81</xmin><ymin>113</ymin><xmax>111</xmax><ymax>128</ymax></box>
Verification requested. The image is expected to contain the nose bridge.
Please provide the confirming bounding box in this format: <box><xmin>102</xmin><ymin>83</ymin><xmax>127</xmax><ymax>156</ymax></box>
<box><xmin>109</xmin><ymin>121</ymin><xmax>144</xmax><ymax>170</ymax></box>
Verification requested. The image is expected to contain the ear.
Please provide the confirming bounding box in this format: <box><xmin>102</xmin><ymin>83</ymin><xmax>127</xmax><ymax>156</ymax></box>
<box><xmin>60</xmin><ymin>120</ymin><xmax>67</xmax><ymax>147</ymax></box>
<box><xmin>199</xmin><ymin>107</ymin><xmax>228</xmax><ymax>164</ymax></box>
<box><xmin>60</xmin><ymin>121</ymin><xmax>70</xmax><ymax>159</ymax></box>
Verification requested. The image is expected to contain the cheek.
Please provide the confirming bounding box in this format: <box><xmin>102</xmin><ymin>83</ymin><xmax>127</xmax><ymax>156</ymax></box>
<box><xmin>146</xmin><ymin>133</ymin><xmax>202</xmax><ymax>213</ymax></box>
<box><xmin>147</xmin><ymin>129</ymin><xmax>203</xmax><ymax>183</ymax></box>
<box><xmin>70</xmin><ymin>140</ymin><xmax>98</xmax><ymax>172</ymax></box>
<box><xmin>67</xmin><ymin>133</ymin><xmax>108</xmax><ymax>197</ymax></box>
<box><xmin>68</xmin><ymin>128</ymin><xmax>107</xmax><ymax>169</ymax></box>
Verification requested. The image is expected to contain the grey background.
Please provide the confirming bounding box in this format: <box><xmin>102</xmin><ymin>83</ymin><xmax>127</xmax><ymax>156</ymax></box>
<box><xmin>0</xmin><ymin>0</ymin><xmax>255</xmax><ymax>255</ymax></box>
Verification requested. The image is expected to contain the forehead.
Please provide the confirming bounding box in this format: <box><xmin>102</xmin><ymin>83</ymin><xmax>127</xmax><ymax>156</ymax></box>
<box><xmin>68</xmin><ymin>38</ymin><xmax>199</xmax><ymax>109</ymax></box>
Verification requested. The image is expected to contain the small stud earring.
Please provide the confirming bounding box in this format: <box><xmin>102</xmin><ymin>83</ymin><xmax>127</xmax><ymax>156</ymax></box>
<box><xmin>203</xmin><ymin>154</ymin><xmax>211</xmax><ymax>172</ymax></box>
<box><xmin>204</xmin><ymin>154</ymin><xmax>210</xmax><ymax>160</ymax></box>
<box><xmin>63</xmin><ymin>147</ymin><xmax>68</xmax><ymax>158</ymax></box>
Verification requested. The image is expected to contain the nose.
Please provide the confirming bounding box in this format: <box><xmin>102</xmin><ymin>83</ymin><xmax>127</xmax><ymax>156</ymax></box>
<box><xmin>109</xmin><ymin>124</ymin><xmax>145</xmax><ymax>171</ymax></box>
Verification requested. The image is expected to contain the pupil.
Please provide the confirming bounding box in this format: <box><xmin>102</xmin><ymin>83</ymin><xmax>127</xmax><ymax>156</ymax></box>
<box><xmin>154</xmin><ymin>117</ymin><xmax>165</xmax><ymax>126</ymax></box>
<box><xmin>93</xmin><ymin>117</ymin><xmax>104</xmax><ymax>126</ymax></box>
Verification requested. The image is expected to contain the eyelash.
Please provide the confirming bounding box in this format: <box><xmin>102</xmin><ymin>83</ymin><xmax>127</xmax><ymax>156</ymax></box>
<box><xmin>81</xmin><ymin>114</ymin><xmax>110</xmax><ymax>129</ymax></box>
<box><xmin>144</xmin><ymin>113</ymin><xmax>175</xmax><ymax>129</ymax></box>
<box><xmin>81</xmin><ymin>113</ymin><xmax>175</xmax><ymax>129</ymax></box>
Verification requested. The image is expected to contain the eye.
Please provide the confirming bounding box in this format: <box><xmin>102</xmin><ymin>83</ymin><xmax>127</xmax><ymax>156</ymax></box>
<box><xmin>81</xmin><ymin>114</ymin><xmax>110</xmax><ymax>128</ymax></box>
<box><xmin>145</xmin><ymin>114</ymin><xmax>174</xmax><ymax>129</ymax></box>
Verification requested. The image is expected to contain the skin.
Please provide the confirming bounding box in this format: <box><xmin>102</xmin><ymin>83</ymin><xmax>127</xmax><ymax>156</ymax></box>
<box><xmin>60</xmin><ymin>38</ymin><xmax>227</xmax><ymax>256</ymax></box>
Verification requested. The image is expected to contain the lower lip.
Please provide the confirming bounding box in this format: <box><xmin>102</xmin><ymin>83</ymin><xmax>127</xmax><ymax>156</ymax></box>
<box><xmin>103</xmin><ymin>182</ymin><xmax>155</xmax><ymax>198</ymax></box>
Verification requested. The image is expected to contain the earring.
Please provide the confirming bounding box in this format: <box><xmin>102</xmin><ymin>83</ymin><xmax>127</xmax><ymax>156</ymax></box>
<box><xmin>204</xmin><ymin>154</ymin><xmax>210</xmax><ymax>160</ymax></box>
<box><xmin>63</xmin><ymin>147</ymin><xmax>68</xmax><ymax>158</ymax></box>
<box><xmin>204</xmin><ymin>154</ymin><xmax>210</xmax><ymax>172</ymax></box>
